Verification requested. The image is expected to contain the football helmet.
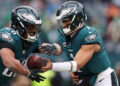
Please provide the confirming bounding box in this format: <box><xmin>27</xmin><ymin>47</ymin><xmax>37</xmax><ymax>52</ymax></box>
<box><xmin>11</xmin><ymin>6</ymin><xmax>42</xmax><ymax>42</ymax></box>
<box><xmin>56</xmin><ymin>1</ymin><xmax>87</xmax><ymax>35</ymax></box>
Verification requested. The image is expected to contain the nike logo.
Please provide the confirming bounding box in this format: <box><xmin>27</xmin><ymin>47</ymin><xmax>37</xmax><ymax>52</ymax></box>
<box><xmin>99</xmin><ymin>78</ymin><xmax>104</xmax><ymax>82</ymax></box>
<box><xmin>77</xmin><ymin>70</ymin><xmax>82</xmax><ymax>72</ymax></box>
<box><xmin>77</xmin><ymin>80</ymin><xmax>83</xmax><ymax>85</ymax></box>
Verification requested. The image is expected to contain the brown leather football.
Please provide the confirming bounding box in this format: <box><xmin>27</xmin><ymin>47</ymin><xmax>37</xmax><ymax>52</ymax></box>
<box><xmin>27</xmin><ymin>55</ymin><xmax>44</xmax><ymax>69</ymax></box>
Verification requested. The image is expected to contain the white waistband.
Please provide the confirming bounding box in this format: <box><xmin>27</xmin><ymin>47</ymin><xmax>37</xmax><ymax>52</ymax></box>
<box><xmin>96</xmin><ymin>67</ymin><xmax>114</xmax><ymax>82</ymax></box>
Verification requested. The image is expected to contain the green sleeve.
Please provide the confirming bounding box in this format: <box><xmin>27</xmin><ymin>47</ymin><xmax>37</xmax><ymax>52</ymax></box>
<box><xmin>0</xmin><ymin>30</ymin><xmax>16</xmax><ymax>47</ymax></box>
<box><xmin>81</xmin><ymin>27</ymin><xmax>102</xmax><ymax>45</ymax></box>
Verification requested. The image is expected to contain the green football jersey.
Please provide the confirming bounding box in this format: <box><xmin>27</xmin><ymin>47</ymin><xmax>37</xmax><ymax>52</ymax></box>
<box><xmin>59</xmin><ymin>26</ymin><xmax>111</xmax><ymax>75</ymax></box>
<box><xmin>0</xmin><ymin>27</ymin><xmax>41</xmax><ymax>86</ymax></box>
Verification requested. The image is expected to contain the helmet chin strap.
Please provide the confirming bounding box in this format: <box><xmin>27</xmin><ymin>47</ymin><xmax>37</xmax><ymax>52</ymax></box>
<box><xmin>26</xmin><ymin>34</ymin><xmax>37</xmax><ymax>42</ymax></box>
<box><xmin>62</xmin><ymin>25</ymin><xmax>71</xmax><ymax>35</ymax></box>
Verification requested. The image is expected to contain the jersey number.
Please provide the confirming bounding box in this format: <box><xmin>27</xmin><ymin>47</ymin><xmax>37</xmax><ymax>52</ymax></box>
<box><xmin>2</xmin><ymin>68</ymin><xmax>16</xmax><ymax>77</ymax></box>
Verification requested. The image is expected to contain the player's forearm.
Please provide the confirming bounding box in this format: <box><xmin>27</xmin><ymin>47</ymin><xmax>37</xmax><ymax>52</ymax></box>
<box><xmin>74</xmin><ymin>45</ymin><xmax>95</xmax><ymax>70</ymax></box>
<box><xmin>4</xmin><ymin>58</ymin><xmax>29</xmax><ymax>76</ymax></box>
<box><xmin>0</xmin><ymin>48</ymin><xmax>29</xmax><ymax>76</ymax></box>
<box><xmin>74</xmin><ymin>52</ymin><xmax>93</xmax><ymax>70</ymax></box>
<box><xmin>42</xmin><ymin>58</ymin><xmax>77</xmax><ymax>72</ymax></box>
<box><xmin>51</xmin><ymin>61</ymin><xmax>77</xmax><ymax>72</ymax></box>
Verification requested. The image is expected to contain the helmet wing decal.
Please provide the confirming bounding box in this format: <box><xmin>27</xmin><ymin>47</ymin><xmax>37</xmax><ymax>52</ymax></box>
<box><xmin>56</xmin><ymin>7</ymin><xmax>77</xmax><ymax>20</ymax></box>
<box><xmin>18</xmin><ymin>13</ymin><xmax>42</xmax><ymax>24</ymax></box>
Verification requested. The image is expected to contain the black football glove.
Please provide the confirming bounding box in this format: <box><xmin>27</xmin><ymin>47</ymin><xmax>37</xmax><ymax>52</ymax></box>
<box><xmin>28</xmin><ymin>70</ymin><xmax>46</xmax><ymax>82</ymax></box>
<box><xmin>39</xmin><ymin>44</ymin><xmax>57</xmax><ymax>56</ymax></box>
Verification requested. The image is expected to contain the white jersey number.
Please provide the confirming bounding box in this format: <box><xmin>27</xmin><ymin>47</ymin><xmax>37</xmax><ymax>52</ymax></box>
<box><xmin>2</xmin><ymin>68</ymin><xmax>16</xmax><ymax>77</ymax></box>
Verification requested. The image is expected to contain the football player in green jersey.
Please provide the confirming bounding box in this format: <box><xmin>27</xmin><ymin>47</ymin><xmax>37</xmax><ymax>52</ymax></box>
<box><xmin>0</xmin><ymin>6</ymin><xmax>46</xmax><ymax>86</ymax></box>
<box><xmin>39</xmin><ymin>1</ymin><xmax>119</xmax><ymax>86</ymax></box>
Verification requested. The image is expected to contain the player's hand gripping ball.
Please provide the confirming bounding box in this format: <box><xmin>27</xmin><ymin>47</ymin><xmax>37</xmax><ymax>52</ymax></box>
<box><xmin>27</xmin><ymin>55</ymin><xmax>46</xmax><ymax>70</ymax></box>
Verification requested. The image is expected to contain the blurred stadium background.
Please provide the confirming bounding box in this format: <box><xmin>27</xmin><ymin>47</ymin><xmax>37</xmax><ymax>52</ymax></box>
<box><xmin>1</xmin><ymin>0</ymin><xmax>120</xmax><ymax>86</ymax></box>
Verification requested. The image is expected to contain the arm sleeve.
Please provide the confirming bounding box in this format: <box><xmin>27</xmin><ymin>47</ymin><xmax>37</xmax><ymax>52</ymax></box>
<box><xmin>81</xmin><ymin>27</ymin><xmax>102</xmax><ymax>45</ymax></box>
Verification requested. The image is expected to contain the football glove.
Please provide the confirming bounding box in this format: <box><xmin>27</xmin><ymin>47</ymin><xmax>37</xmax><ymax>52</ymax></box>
<box><xmin>39</xmin><ymin>44</ymin><xmax>57</xmax><ymax>56</ymax></box>
<box><xmin>28</xmin><ymin>70</ymin><xmax>46</xmax><ymax>82</ymax></box>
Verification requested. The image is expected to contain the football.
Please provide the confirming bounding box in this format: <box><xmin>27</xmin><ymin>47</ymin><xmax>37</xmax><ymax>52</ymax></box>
<box><xmin>27</xmin><ymin>54</ymin><xmax>45</xmax><ymax>70</ymax></box>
